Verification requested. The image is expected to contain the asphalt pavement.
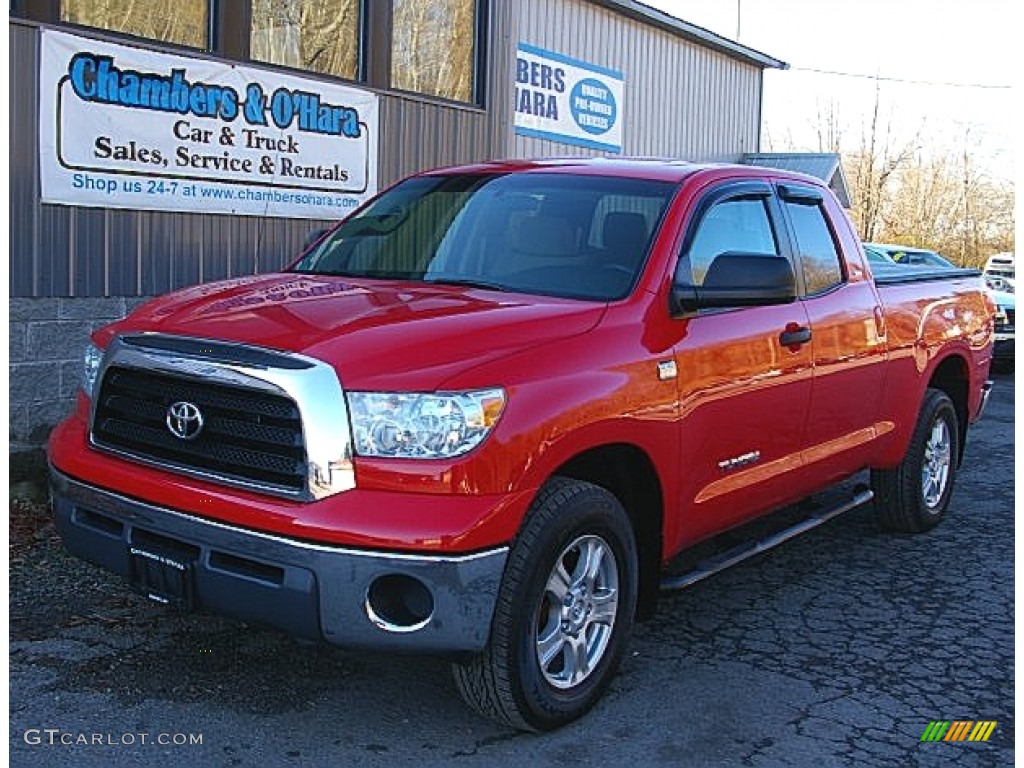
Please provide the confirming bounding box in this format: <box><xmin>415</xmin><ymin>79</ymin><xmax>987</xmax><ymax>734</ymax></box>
<box><xmin>9</xmin><ymin>371</ymin><xmax>1014</xmax><ymax>767</ymax></box>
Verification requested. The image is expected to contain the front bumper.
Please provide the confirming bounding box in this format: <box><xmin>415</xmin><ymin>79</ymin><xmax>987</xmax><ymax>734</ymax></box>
<box><xmin>50</xmin><ymin>468</ymin><xmax>508</xmax><ymax>655</ymax></box>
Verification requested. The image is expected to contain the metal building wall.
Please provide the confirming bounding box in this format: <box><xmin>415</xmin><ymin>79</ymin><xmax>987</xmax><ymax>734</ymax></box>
<box><xmin>9</xmin><ymin>8</ymin><xmax>515</xmax><ymax>300</ymax></box>
<box><xmin>513</xmin><ymin>0</ymin><xmax>763</xmax><ymax>161</ymax></box>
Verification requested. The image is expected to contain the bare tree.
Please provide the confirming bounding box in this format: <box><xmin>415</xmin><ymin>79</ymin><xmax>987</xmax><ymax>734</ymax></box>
<box><xmin>812</xmin><ymin>98</ymin><xmax>844</xmax><ymax>153</ymax></box>
<box><xmin>796</xmin><ymin>89</ymin><xmax>1014</xmax><ymax>267</ymax></box>
<box><xmin>881</xmin><ymin>132</ymin><xmax>1014</xmax><ymax>268</ymax></box>
<box><xmin>844</xmin><ymin>81</ymin><xmax>920</xmax><ymax>242</ymax></box>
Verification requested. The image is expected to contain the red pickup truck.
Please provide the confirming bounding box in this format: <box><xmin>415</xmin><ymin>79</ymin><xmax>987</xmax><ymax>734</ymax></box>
<box><xmin>48</xmin><ymin>159</ymin><xmax>994</xmax><ymax>731</ymax></box>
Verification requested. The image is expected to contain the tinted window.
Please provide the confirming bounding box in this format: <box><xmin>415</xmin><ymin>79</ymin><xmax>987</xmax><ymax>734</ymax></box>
<box><xmin>785</xmin><ymin>201</ymin><xmax>843</xmax><ymax>294</ymax></box>
<box><xmin>62</xmin><ymin>0</ymin><xmax>208</xmax><ymax>48</ymax></box>
<box><xmin>292</xmin><ymin>173</ymin><xmax>676</xmax><ymax>301</ymax></box>
<box><xmin>251</xmin><ymin>0</ymin><xmax>361</xmax><ymax>80</ymax></box>
<box><xmin>392</xmin><ymin>0</ymin><xmax>479</xmax><ymax>102</ymax></box>
<box><xmin>886</xmin><ymin>249</ymin><xmax>955</xmax><ymax>268</ymax></box>
<box><xmin>679</xmin><ymin>198</ymin><xmax>778</xmax><ymax>286</ymax></box>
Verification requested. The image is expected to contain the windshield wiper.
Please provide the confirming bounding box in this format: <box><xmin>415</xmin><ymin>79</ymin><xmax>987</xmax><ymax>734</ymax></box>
<box><xmin>424</xmin><ymin>277</ymin><xmax>511</xmax><ymax>292</ymax></box>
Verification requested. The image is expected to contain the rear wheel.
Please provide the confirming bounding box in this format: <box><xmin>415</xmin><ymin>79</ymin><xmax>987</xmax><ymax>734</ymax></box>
<box><xmin>453</xmin><ymin>477</ymin><xmax>638</xmax><ymax>731</ymax></box>
<box><xmin>871</xmin><ymin>388</ymin><xmax>959</xmax><ymax>532</ymax></box>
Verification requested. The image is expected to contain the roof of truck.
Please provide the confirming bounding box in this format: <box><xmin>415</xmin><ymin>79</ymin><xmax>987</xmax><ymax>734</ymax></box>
<box><xmin>420</xmin><ymin>157</ymin><xmax>824</xmax><ymax>186</ymax></box>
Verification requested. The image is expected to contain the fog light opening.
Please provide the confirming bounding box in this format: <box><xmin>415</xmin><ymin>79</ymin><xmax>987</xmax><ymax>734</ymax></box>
<box><xmin>365</xmin><ymin>574</ymin><xmax>435</xmax><ymax>633</ymax></box>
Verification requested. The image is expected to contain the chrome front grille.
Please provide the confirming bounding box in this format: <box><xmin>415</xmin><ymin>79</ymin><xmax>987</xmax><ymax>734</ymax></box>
<box><xmin>88</xmin><ymin>334</ymin><xmax>355</xmax><ymax>500</ymax></box>
<box><xmin>93</xmin><ymin>367</ymin><xmax>307</xmax><ymax>494</ymax></box>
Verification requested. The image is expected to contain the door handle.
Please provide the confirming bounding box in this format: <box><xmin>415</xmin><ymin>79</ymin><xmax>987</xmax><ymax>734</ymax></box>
<box><xmin>779</xmin><ymin>326</ymin><xmax>812</xmax><ymax>347</ymax></box>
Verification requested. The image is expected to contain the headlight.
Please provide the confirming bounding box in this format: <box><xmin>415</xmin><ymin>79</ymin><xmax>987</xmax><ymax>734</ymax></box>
<box><xmin>347</xmin><ymin>389</ymin><xmax>506</xmax><ymax>459</ymax></box>
<box><xmin>82</xmin><ymin>341</ymin><xmax>104</xmax><ymax>398</ymax></box>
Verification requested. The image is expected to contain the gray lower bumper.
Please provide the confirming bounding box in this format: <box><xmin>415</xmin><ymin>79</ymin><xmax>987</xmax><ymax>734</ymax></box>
<box><xmin>50</xmin><ymin>469</ymin><xmax>508</xmax><ymax>655</ymax></box>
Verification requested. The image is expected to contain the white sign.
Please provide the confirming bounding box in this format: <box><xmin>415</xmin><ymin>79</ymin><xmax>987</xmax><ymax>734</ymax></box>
<box><xmin>514</xmin><ymin>43</ymin><xmax>624</xmax><ymax>153</ymax></box>
<box><xmin>40</xmin><ymin>29</ymin><xmax>379</xmax><ymax>219</ymax></box>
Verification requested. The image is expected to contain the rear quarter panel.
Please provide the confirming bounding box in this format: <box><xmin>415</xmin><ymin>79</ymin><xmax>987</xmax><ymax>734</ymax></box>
<box><xmin>871</xmin><ymin>277</ymin><xmax>993</xmax><ymax>467</ymax></box>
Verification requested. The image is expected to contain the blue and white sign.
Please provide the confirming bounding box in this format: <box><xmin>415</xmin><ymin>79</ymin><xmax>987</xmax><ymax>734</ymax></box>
<box><xmin>40</xmin><ymin>29</ymin><xmax>378</xmax><ymax>219</ymax></box>
<box><xmin>514</xmin><ymin>43</ymin><xmax>624</xmax><ymax>153</ymax></box>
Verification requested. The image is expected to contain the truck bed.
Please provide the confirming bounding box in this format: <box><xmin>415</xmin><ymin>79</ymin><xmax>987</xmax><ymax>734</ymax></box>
<box><xmin>871</xmin><ymin>265</ymin><xmax>983</xmax><ymax>286</ymax></box>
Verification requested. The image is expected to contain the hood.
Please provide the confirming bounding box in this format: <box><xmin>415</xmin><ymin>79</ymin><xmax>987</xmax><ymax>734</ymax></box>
<box><xmin>105</xmin><ymin>273</ymin><xmax>605</xmax><ymax>390</ymax></box>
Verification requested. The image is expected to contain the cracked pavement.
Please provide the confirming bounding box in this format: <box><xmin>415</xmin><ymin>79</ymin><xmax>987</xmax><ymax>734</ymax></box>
<box><xmin>9</xmin><ymin>371</ymin><xmax>1013</xmax><ymax>766</ymax></box>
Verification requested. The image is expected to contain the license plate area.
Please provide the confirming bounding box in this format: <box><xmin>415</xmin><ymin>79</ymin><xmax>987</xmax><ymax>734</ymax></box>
<box><xmin>129</xmin><ymin>547</ymin><xmax>195</xmax><ymax>609</ymax></box>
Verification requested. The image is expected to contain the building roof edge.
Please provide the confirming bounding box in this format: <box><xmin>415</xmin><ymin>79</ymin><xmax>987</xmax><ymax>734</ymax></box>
<box><xmin>590</xmin><ymin>0</ymin><xmax>789</xmax><ymax>70</ymax></box>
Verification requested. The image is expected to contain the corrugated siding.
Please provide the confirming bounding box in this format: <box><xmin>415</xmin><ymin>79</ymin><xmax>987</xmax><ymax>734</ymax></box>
<box><xmin>9</xmin><ymin>2</ymin><xmax>516</xmax><ymax>298</ymax></box>
<box><xmin>9</xmin><ymin>20</ymin><xmax>40</xmax><ymax>297</ymax></box>
<box><xmin>514</xmin><ymin>0</ymin><xmax>762</xmax><ymax>162</ymax></box>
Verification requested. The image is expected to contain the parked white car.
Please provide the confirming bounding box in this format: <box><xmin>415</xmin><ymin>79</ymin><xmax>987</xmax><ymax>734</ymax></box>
<box><xmin>984</xmin><ymin>252</ymin><xmax>1015</xmax><ymax>287</ymax></box>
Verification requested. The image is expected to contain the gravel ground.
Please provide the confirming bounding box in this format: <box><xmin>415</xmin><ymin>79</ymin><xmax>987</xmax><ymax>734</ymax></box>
<box><xmin>8</xmin><ymin>370</ymin><xmax>1014</xmax><ymax>767</ymax></box>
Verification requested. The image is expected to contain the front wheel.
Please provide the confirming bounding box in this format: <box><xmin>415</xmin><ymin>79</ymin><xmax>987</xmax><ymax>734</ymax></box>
<box><xmin>453</xmin><ymin>477</ymin><xmax>638</xmax><ymax>731</ymax></box>
<box><xmin>871</xmin><ymin>387</ymin><xmax>959</xmax><ymax>533</ymax></box>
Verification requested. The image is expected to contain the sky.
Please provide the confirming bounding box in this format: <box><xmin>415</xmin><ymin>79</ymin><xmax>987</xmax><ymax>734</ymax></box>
<box><xmin>641</xmin><ymin>0</ymin><xmax>1016</xmax><ymax>180</ymax></box>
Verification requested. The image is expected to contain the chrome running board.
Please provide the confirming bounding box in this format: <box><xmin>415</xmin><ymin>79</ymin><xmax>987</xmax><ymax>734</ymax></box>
<box><xmin>659</xmin><ymin>487</ymin><xmax>874</xmax><ymax>592</ymax></box>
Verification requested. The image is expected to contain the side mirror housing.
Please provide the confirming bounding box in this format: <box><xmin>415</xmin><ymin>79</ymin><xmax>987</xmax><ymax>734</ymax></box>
<box><xmin>672</xmin><ymin>253</ymin><xmax>797</xmax><ymax>314</ymax></box>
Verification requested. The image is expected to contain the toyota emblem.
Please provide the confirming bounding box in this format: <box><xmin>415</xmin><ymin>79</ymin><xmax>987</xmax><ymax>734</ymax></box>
<box><xmin>166</xmin><ymin>401</ymin><xmax>205</xmax><ymax>440</ymax></box>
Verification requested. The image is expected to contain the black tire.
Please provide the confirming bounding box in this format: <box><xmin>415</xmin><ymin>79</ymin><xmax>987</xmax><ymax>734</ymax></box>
<box><xmin>871</xmin><ymin>388</ymin><xmax>959</xmax><ymax>533</ymax></box>
<box><xmin>453</xmin><ymin>477</ymin><xmax>638</xmax><ymax>731</ymax></box>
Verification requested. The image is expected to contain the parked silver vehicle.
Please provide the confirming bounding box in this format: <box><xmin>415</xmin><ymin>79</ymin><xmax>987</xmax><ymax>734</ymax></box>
<box><xmin>989</xmin><ymin>288</ymin><xmax>1015</xmax><ymax>364</ymax></box>
<box><xmin>864</xmin><ymin>243</ymin><xmax>957</xmax><ymax>269</ymax></box>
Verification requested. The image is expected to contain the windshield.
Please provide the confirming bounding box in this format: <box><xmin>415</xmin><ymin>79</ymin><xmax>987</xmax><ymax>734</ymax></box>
<box><xmin>884</xmin><ymin>247</ymin><xmax>955</xmax><ymax>268</ymax></box>
<box><xmin>291</xmin><ymin>172</ymin><xmax>677</xmax><ymax>300</ymax></box>
<box><xmin>863</xmin><ymin>246</ymin><xmax>894</xmax><ymax>265</ymax></box>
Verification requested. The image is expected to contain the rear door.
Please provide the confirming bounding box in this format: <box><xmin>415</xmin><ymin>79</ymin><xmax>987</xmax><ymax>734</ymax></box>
<box><xmin>776</xmin><ymin>182</ymin><xmax>888</xmax><ymax>482</ymax></box>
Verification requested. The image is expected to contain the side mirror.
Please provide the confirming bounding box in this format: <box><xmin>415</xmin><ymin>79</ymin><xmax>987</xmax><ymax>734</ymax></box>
<box><xmin>672</xmin><ymin>253</ymin><xmax>796</xmax><ymax>314</ymax></box>
<box><xmin>303</xmin><ymin>227</ymin><xmax>329</xmax><ymax>250</ymax></box>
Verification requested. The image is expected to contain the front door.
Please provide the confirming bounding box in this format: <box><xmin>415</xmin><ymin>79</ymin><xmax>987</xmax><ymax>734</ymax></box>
<box><xmin>669</xmin><ymin>182</ymin><xmax>814</xmax><ymax>549</ymax></box>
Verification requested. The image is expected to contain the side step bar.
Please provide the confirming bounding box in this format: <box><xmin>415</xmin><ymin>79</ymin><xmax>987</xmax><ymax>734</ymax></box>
<box><xmin>660</xmin><ymin>487</ymin><xmax>874</xmax><ymax>592</ymax></box>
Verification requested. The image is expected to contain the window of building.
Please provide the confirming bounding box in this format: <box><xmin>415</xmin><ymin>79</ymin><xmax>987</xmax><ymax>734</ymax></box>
<box><xmin>61</xmin><ymin>0</ymin><xmax>209</xmax><ymax>49</ymax></box>
<box><xmin>53</xmin><ymin>1</ymin><xmax>485</xmax><ymax>103</ymax></box>
<box><xmin>681</xmin><ymin>198</ymin><xmax>779</xmax><ymax>286</ymax></box>
<box><xmin>391</xmin><ymin>0</ymin><xmax>479</xmax><ymax>103</ymax></box>
<box><xmin>250</xmin><ymin>0</ymin><xmax>361</xmax><ymax>80</ymax></box>
<box><xmin>784</xmin><ymin>200</ymin><xmax>844</xmax><ymax>295</ymax></box>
